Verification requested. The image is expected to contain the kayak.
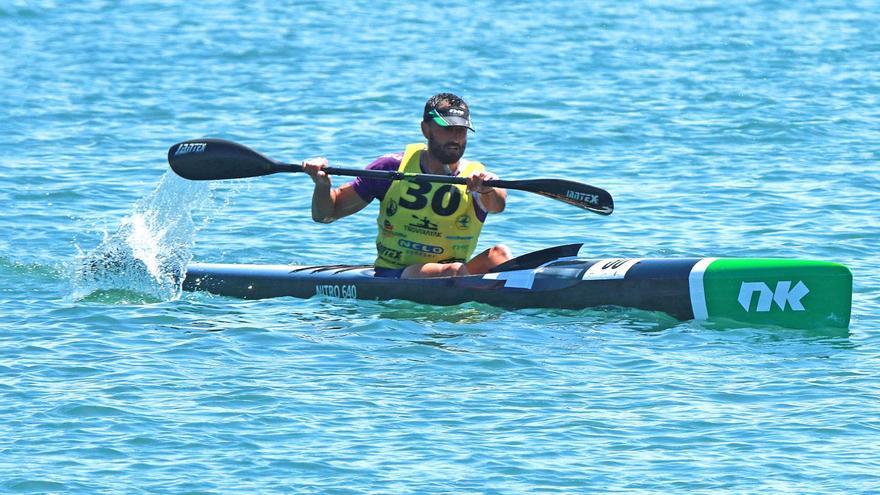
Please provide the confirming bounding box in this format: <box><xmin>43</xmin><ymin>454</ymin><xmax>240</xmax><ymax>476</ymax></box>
<box><xmin>182</xmin><ymin>244</ymin><xmax>852</xmax><ymax>329</ymax></box>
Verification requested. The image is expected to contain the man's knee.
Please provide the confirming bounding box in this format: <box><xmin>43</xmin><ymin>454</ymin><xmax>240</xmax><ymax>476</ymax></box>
<box><xmin>402</xmin><ymin>262</ymin><xmax>469</xmax><ymax>278</ymax></box>
<box><xmin>489</xmin><ymin>244</ymin><xmax>513</xmax><ymax>262</ymax></box>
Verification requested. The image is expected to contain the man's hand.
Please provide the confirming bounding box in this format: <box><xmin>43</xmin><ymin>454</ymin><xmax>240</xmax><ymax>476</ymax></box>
<box><xmin>466</xmin><ymin>170</ymin><xmax>499</xmax><ymax>194</ymax></box>
<box><xmin>466</xmin><ymin>170</ymin><xmax>506</xmax><ymax>213</ymax></box>
<box><xmin>302</xmin><ymin>157</ymin><xmax>331</xmax><ymax>188</ymax></box>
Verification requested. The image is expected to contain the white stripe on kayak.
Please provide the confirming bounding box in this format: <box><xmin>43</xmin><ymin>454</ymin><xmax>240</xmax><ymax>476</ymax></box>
<box><xmin>482</xmin><ymin>269</ymin><xmax>536</xmax><ymax>289</ymax></box>
<box><xmin>483</xmin><ymin>257</ymin><xmax>578</xmax><ymax>289</ymax></box>
<box><xmin>582</xmin><ymin>258</ymin><xmax>643</xmax><ymax>280</ymax></box>
<box><xmin>689</xmin><ymin>257</ymin><xmax>718</xmax><ymax>320</ymax></box>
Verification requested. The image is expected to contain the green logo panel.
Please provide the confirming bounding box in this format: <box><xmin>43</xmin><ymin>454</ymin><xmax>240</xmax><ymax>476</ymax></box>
<box><xmin>702</xmin><ymin>259</ymin><xmax>852</xmax><ymax>329</ymax></box>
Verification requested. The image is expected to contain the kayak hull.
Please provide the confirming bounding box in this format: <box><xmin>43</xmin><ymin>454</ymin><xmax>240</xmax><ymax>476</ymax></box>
<box><xmin>182</xmin><ymin>249</ymin><xmax>852</xmax><ymax>329</ymax></box>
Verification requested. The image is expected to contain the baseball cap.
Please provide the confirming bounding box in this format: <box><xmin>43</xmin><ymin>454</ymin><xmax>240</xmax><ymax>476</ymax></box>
<box><xmin>424</xmin><ymin>104</ymin><xmax>475</xmax><ymax>132</ymax></box>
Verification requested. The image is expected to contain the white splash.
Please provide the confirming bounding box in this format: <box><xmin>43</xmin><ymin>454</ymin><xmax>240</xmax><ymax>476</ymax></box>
<box><xmin>73</xmin><ymin>173</ymin><xmax>212</xmax><ymax>302</ymax></box>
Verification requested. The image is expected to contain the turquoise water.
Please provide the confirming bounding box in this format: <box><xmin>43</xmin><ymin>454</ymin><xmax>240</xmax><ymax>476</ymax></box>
<box><xmin>2</xmin><ymin>1</ymin><xmax>879</xmax><ymax>493</ymax></box>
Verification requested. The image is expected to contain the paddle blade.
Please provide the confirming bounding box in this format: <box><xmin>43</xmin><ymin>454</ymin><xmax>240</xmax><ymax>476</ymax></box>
<box><xmin>493</xmin><ymin>178</ymin><xmax>614</xmax><ymax>215</ymax></box>
<box><xmin>488</xmin><ymin>243</ymin><xmax>583</xmax><ymax>273</ymax></box>
<box><xmin>538</xmin><ymin>180</ymin><xmax>614</xmax><ymax>215</ymax></box>
<box><xmin>168</xmin><ymin>138</ymin><xmax>296</xmax><ymax>180</ymax></box>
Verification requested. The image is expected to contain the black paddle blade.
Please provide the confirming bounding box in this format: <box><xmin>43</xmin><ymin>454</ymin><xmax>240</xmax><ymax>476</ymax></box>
<box><xmin>538</xmin><ymin>179</ymin><xmax>614</xmax><ymax>215</ymax></box>
<box><xmin>168</xmin><ymin>138</ymin><xmax>295</xmax><ymax>180</ymax></box>
<box><xmin>488</xmin><ymin>243</ymin><xmax>583</xmax><ymax>273</ymax></box>
<box><xmin>495</xmin><ymin>178</ymin><xmax>614</xmax><ymax>215</ymax></box>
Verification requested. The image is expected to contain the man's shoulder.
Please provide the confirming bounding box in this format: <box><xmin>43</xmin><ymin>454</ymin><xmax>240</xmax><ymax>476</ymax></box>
<box><xmin>352</xmin><ymin>151</ymin><xmax>405</xmax><ymax>202</ymax></box>
<box><xmin>366</xmin><ymin>152</ymin><xmax>404</xmax><ymax>171</ymax></box>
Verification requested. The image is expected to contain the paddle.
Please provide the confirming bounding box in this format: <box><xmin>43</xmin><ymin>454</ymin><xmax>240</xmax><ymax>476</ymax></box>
<box><xmin>488</xmin><ymin>243</ymin><xmax>583</xmax><ymax>273</ymax></box>
<box><xmin>168</xmin><ymin>138</ymin><xmax>614</xmax><ymax>215</ymax></box>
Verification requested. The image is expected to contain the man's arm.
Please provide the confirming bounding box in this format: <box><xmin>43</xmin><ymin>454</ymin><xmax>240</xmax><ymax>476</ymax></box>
<box><xmin>303</xmin><ymin>158</ymin><xmax>369</xmax><ymax>223</ymax></box>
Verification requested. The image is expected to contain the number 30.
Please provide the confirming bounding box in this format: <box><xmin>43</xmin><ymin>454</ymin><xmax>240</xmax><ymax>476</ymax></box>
<box><xmin>398</xmin><ymin>183</ymin><xmax>461</xmax><ymax>216</ymax></box>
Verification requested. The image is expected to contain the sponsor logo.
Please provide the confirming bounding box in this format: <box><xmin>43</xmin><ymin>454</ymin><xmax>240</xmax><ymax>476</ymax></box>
<box><xmin>385</xmin><ymin>200</ymin><xmax>398</xmax><ymax>217</ymax></box>
<box><xmin>381</xmin><ymin>220</ymin><xmax>406</xmax><ymax>238</ymax></box>
<box><xmin>455</xmin><ymin>214</ymin><xmax>470</xmax><ymax>230</ymax></box>
<box><xmin>174</xmin><ymin>142</ymin><xmax>207</xmax><ymax>155</ymax></box>
<box><xmin>566</xmin><ymin>190</ymin><xmax>599</xmax><ymax>205</ymax></box>
<box><xmin>381</xmin><ymin>220</ymin><xmax>394</xmax><ymax>237</ymax></box>
<box><xmin>405</xmin><ymin>215</ymin><xmax>442</xmax><ymax>237</ymax></box>
<box><xmin>737</xmin><ymin>281</ymin><xmax>809</xmax><ymax>312</ymax></box>
<box><xmin>410</xmin><ymin>215</ymin><xmax>437</xmax><ymax>230</ymax></box>
<box><xmin>446</xmin><ymin>235</ymin><xmax>474</xmax><ymax>241</ymax></box>
<box><xmin>452</xmin><ymin>243</ymin><xmax>472</xmax><ymax>252</ymax></box>
<box><xmin>315</xmin><ymin>284</ymin><xmax>357</xmax><ymax>299</ymax></box>
<box><xmin>377</xmin><ymin>243</ymin><xmax>402</xmax><ymax>260</ymax></box>
<box><xmin>398</xmin><ymin>239</ymin><xmax>444</xmax><ymax>255</ymax></box>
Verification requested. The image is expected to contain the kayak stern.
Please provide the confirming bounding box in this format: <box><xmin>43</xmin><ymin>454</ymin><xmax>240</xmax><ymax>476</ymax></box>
<box><xmin>690</xmin><ymin>259</ymin><xmax>852</xmax><ymax>329</ymax></box>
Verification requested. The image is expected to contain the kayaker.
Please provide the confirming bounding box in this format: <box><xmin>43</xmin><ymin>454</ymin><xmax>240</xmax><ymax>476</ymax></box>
<box><xmin>302</xmin><ymin>92</ymin><xmax>512</xmax><ymax>278</ymax></box>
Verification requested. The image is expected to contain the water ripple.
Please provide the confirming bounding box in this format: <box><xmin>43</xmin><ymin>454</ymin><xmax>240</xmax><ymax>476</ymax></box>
<box><xmin>1</xmin><ymin>1</ymin><xmax>878</xmax><ymax>493</ymax></box>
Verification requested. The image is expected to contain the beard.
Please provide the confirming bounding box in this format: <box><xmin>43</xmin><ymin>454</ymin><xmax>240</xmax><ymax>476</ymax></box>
<box><xmin>427</xmin><ymin>133</ymin><xmax>466</xmax><ymax>165</ymax></box>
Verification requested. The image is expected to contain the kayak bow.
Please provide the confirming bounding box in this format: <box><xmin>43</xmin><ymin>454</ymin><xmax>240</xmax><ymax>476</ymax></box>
<box><xmin>182</xmin><ymin>244</ymin><xmax>852</xmax><ymax>329</ymax></box>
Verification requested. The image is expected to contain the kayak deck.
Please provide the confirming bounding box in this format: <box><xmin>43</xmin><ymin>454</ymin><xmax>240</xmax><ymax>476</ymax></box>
<box><xmin>182</xmin><ymin>245</ymin><xmax>852</xmax><ymax>329</ymax></box>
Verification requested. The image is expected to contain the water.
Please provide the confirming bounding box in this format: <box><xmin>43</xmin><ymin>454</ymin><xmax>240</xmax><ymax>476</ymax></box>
<box><xmin>2</xmin><ymin>1</ymin><xmax>879</xmax><ymax>493</ymax></box>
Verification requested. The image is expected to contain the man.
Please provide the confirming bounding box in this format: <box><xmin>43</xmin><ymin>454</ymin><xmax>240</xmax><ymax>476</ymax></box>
<box><xmin>302</xmin><ymin>93</ymin><xmax>512</xmax><ymax>279</ymax></box>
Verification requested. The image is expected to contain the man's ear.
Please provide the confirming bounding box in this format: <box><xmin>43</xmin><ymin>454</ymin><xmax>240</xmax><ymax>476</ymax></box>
<box><xmin>421</xmin><ymin>120</ymin><xmax>430</xmax><ymax>139</ymax></box>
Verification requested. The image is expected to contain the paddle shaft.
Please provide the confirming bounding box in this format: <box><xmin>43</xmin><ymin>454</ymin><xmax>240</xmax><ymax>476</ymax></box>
<box><xmin>271</xmin><ymin>162</ymin><xmax>534</xmax><ymax>190</ymax></box>
<box><xmin>237</xmin><ymin>162</ymin><xmax>610</xmax><ymax>212</ymax></box>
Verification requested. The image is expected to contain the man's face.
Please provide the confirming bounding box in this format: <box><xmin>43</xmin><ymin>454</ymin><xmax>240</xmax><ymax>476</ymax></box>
<box><xmin>425</xmin><ymin>120</ymin><xmax>468</xmax><ymax>165</ymax></box>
